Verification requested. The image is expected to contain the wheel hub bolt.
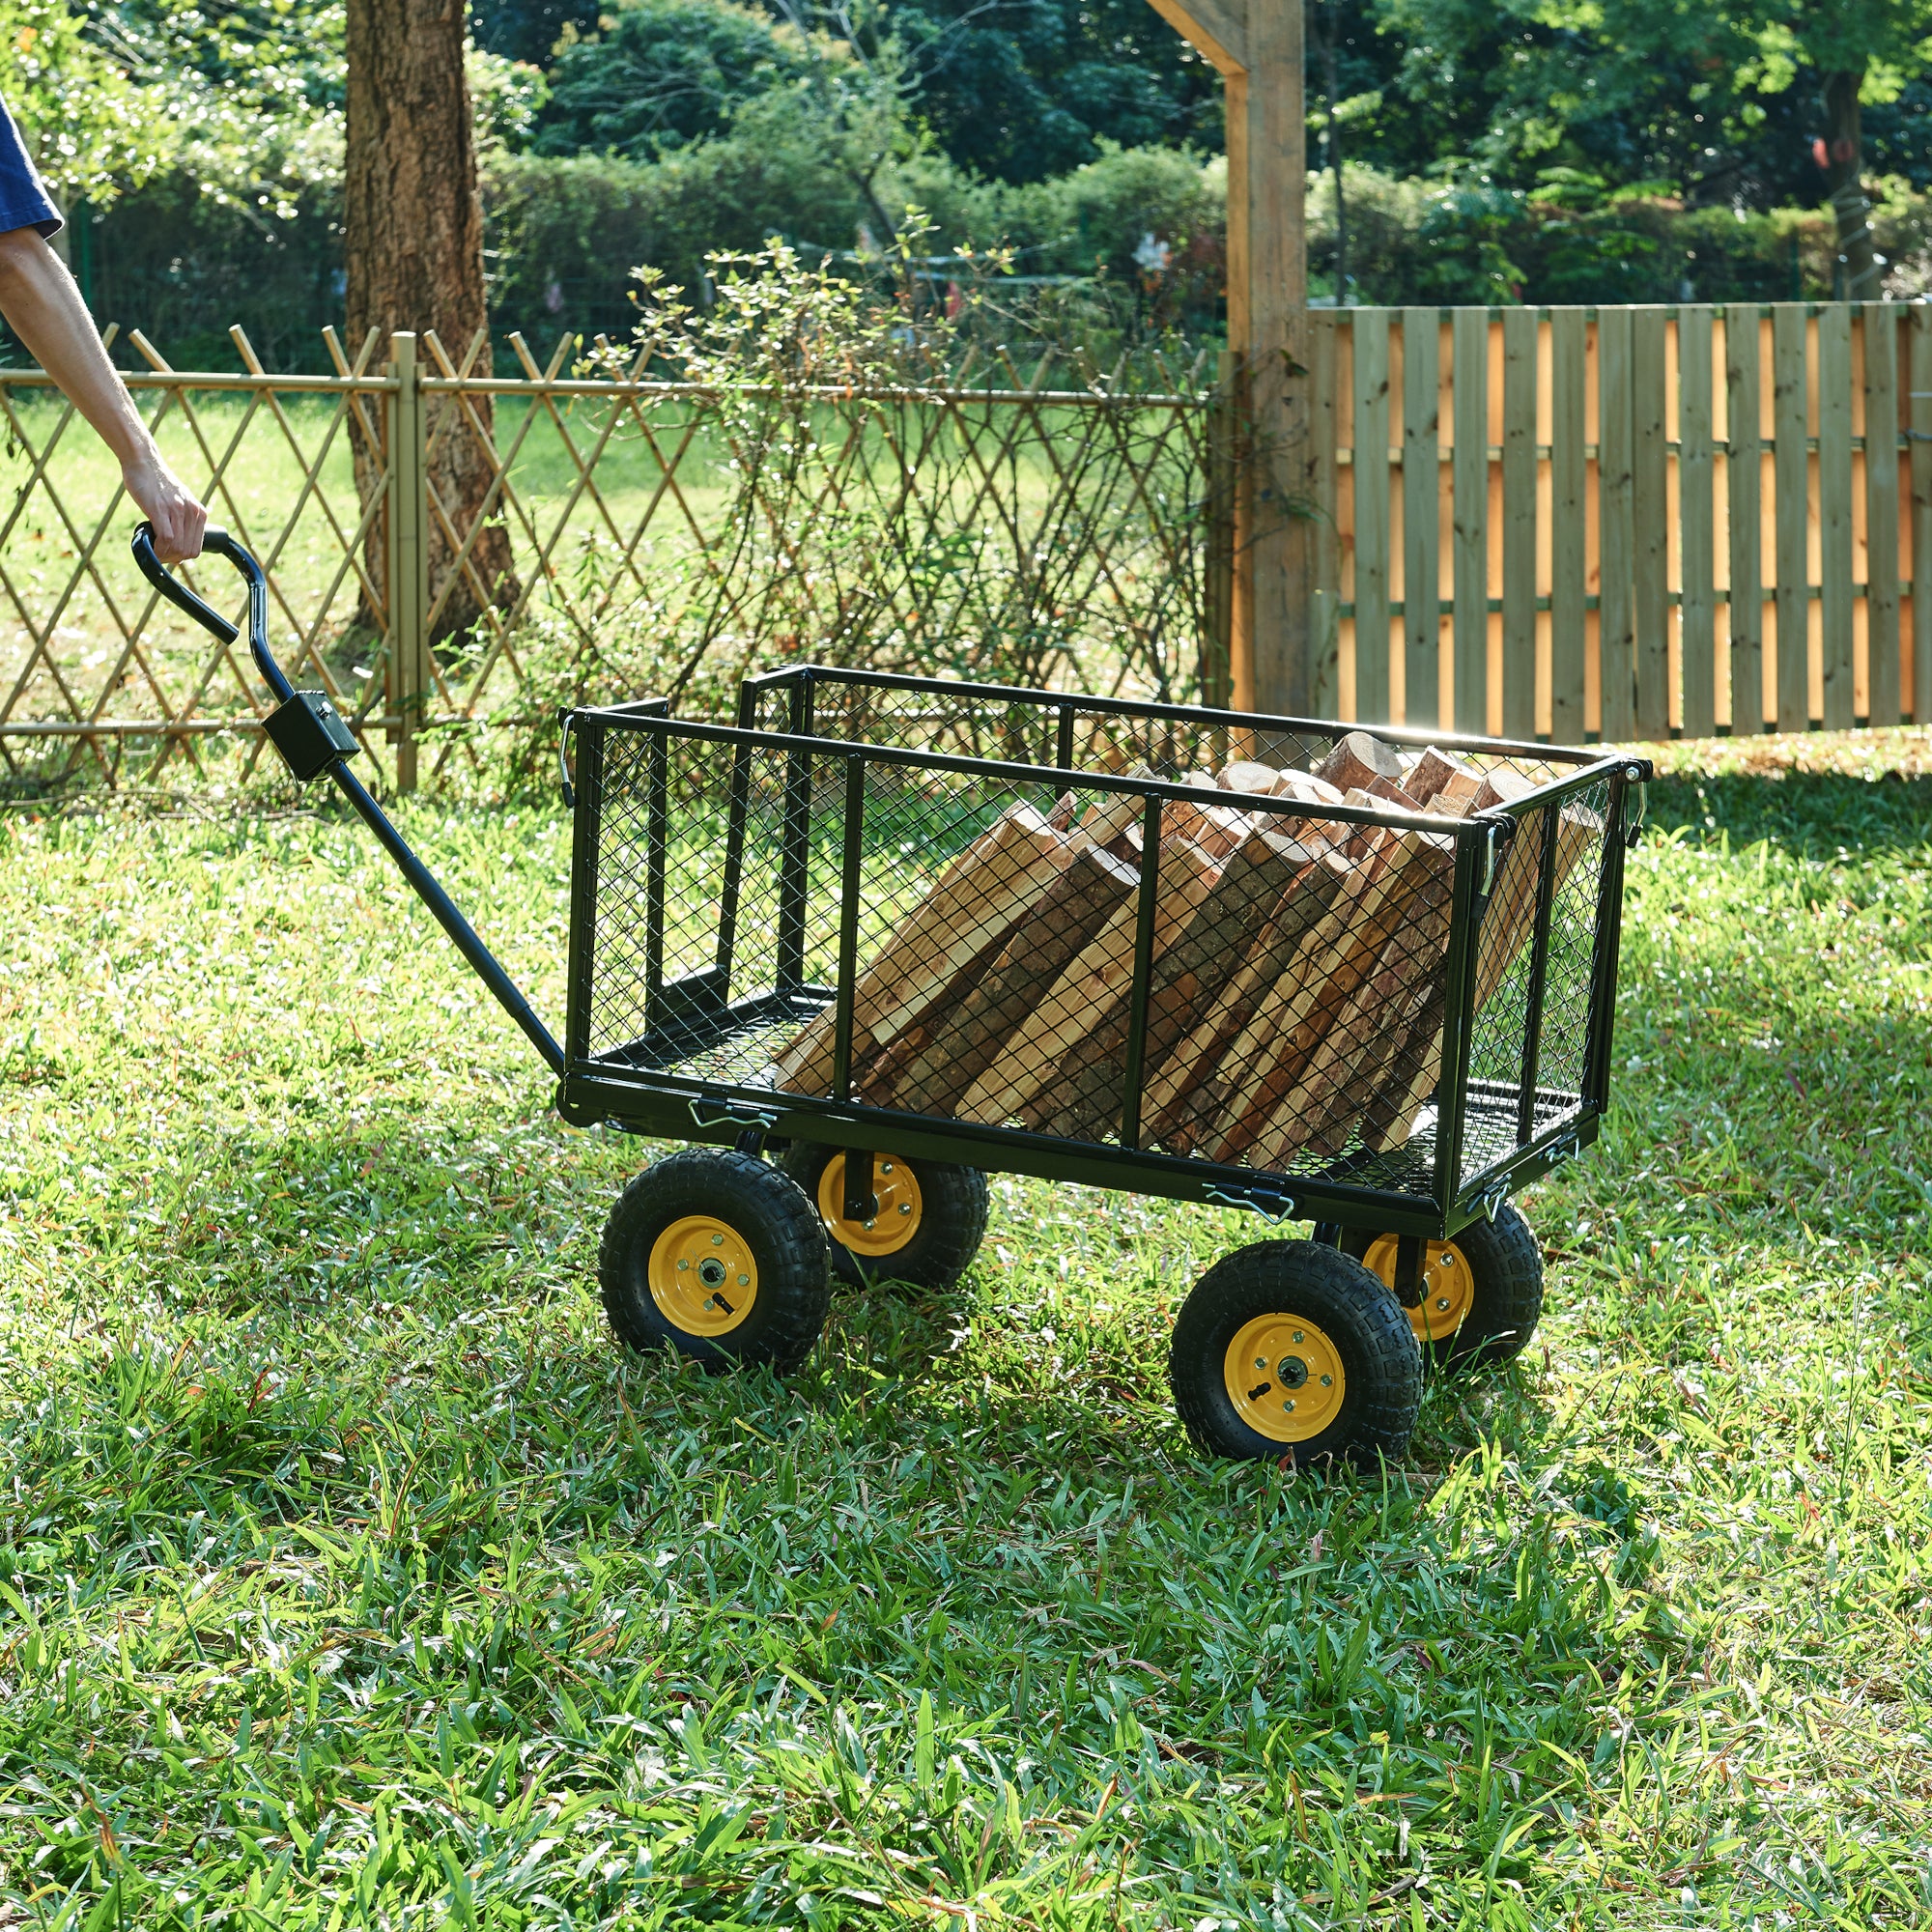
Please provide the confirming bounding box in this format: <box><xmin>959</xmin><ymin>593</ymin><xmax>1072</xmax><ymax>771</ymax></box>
<box><xmin>864</xmin><ymin>1219</ymin><xmax>876</xmax><ymax>1230</ymax></box>
<box><xmin>738</xmin><ymin>1273</ymin><xmax>750</xmax><ymax>1286</ymax></box>
<box><xmin>898</xmin><ymin>1203</ymin><xmax>912</xmax><ymax>1215</ymax></box>
<box><xmin>1292</xmin><ymin>1331</ymin><xmax>1304</xmax><ymax>1344</ymax></box>
<box><xmin>711</xmin><ymin>1234</ymin><xmax>724</xmax><ymax>1245</ymax></box>
<box><xmin>1320</xmin><ymin>1374</ymin><xmax>1332</xmax><ymax>1386</ymax></box>
<box><xmin>1285</xmin><ymin>1399</ymin><xmax>1296</xmax><ymax>1412</ymax></box>
<box><xmin>1436</xmin><ymin>1296</ymin><xmax>1451</xmax><ymax>1311</ymax></box>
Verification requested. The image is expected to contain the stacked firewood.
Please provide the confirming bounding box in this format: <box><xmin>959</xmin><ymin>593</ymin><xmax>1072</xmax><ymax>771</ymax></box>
<box><xmin>774</xmin><ymin>731</ymin><xmax>1598</xmax><ymax>1164</ymax></box>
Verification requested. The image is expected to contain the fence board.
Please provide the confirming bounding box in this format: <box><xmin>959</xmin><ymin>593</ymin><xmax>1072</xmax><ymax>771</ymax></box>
<box><xmin>1725</xmin><ymin>307</ymin><xmax>1764</xmax><ymax>733</ymax></box>
<box><xmin>1632</xmin><ymin>308</ymin><xmax>1670</xmax><ymax>737</ymax></box>
<box><xmin>1864</xmin><ymin>307</ymin><xmax>1902</xmax><ymax>726</ymax></box>
<box><xmin>1678</xmin><ymin>306</ymin><xmax>1717</xmax><ymax>738</ymax></box>
<box><xmin>1452</xmin><ymin>307</ymin><xmax>1490</xmax><ymax>733</ymax></box>
<box><xmin>1598</xmin><ymin>306</ymin><xmax>1636</xmax><ymax>741</ymax></box>
<box><xmin>1773</xmin><ymin>304</ymin><xmax>1810</xmax><ymax>733</ymax></box>
<box><xmin>1351</xmin><ymin>308</ymin><xmax>1392</xmax><ymax>724</ymax></box>
<box><xmin>1917</xmin><ymin>308</ymin><xmax>1932</xmax><ymax>727</ymax></box>
<box><xmin>1500</xmin><ymin>308</ymin><xmax>1538</xmax><ymax>740</ymax></box>
<box><xmin>1548</xmin><ymin>307</ymin><xmax>1587</xmax><ymax>744</ymax></box>
<box><xmin>1817</xmin><ymin>305</ymin><xmax>1855</xmax><ymax>728</ymax></box>
<box><xmin>1401</xmin><ymin>307</ymin><xmax>1440</xmax><ymax>729</ymax></box>
<box><xmin>1309</xmin><ymin>315</ymin><xmax>1342</xmax><ymax>719</ymax></box>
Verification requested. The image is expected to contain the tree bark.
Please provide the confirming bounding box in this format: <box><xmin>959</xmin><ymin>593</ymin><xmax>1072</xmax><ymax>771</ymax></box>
<box><xmin>1820</xmin><ymin>70</ymin><xmax>1880</xmax><ymax>301</ymax></box>
<box><xmin>345</xmin><ymin>0</ymin><xmax>520</xmax><ymax>650</ymax></box>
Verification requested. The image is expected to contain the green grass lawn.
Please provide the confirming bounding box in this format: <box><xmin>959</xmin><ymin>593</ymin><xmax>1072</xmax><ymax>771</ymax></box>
<box><xmin>1</xmin><ymin>740</ymin><xmax>1929</xmax><ymax>1927</ymax></box>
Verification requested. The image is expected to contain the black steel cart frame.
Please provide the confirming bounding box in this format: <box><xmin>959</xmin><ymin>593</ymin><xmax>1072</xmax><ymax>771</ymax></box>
<box><xmin>556</xmin><ymin>668</ymin><xmax>1647</xmax><ymax>1245</ymax></box>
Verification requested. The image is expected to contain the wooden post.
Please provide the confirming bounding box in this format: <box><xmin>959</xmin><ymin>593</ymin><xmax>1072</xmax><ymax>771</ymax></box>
<box><xmin>1142</xmin><ymin>0</ymin><xmax>1310</xmax><ymax>718</ymax></box>
<box><xmin>386</xmin><ymin>331</ymin><xmax>429</xmax><ymax>793</ymax></box>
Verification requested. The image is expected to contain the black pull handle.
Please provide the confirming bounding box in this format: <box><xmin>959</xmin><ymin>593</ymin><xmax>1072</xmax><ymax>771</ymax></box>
<box><xmin>130</xmin><ymin>522</ymin><xmax>291</xmax><ymax>703</ymax></box>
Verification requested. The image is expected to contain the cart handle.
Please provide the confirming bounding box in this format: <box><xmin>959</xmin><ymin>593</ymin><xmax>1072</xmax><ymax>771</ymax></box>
<box><xmin>130</xmin><ymin>524</ymin><xmax>565</xmax><ymax>1080</ymax></box>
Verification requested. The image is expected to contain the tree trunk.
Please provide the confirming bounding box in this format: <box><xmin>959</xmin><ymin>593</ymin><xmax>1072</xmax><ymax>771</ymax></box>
<box><xmin>345</xmin><ymin>0</ymin><xmax>520</xmax><ymax>652</ymax></box>
<box><xmin>1820</xmin><ymin>70</ymin><xmax>1880</xmax><ymax>301</ymax></box>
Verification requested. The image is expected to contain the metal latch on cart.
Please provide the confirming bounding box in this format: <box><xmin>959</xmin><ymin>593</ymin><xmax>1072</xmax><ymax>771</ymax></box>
<box><xmin>1624</xmin><ymin>768</ymin><xmax>1648</xmax><ymax>849</ymax></box>
<box><xmin>688</xmin><ymin>1094</ymin><xmax>781</xmax><ymax>1135</ymax></box>
<box><xmin>1205</xmin><ymin>1182</ymin><xmax>1298</xmax><ymax>1223</ymax></box>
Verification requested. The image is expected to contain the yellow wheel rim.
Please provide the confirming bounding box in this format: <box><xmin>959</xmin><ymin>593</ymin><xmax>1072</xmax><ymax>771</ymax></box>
<box><xmin>647</xmin><ymin>1214</ymin><xmax>758</xmax><ymax>1336</ymax></box>
<box><xmin>1223</xmin><ymin>1314</ymin><xmax>1347</xmax><ymax>1443</ymax></box>
<box><xmin>1362</xmin><ymin>1236</ymin><xmax>1476</xmax><ymax>1347</ymax></box>
<box><xmin>817</xmin><ymin>1152</ymin><xmax>923</xmax><ymax>1258</ymax></box>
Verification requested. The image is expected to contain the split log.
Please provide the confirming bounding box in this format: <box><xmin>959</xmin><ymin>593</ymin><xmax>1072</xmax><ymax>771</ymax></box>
<box><xmin>1406</xmin><ymin>746</ymin><xmax>1484</xmax><ymax>808</ymax></box>
<box><xmin>878</xmin><ymin>844</ymin><xmax>1139</xmax><ymax>1117</ymax></box>
<box><xmin>955</xmin><ymin>838</ymin><xmax>1221</xmax><ymax>1127</ymax></box>
<box><xmin>1248</xmin><ymin>870</ymin><xmax>1457</xmax><ymax>1169</ymax></box>
<box><xmin>1198</xmin><ymin>828</ymin><xmax>1456</xmax><ymax>1162</ymax></box>
<box><xmin>1315</xmin><ymin>729</ymin><xmax>1406</xmax><ymax>795</ymax></box>
<box><xmin>774</xmin><ymin>801</ymin><xmax>1073</xmax><ymax>1095</ymax></box>
<box><xmin>1139</xmin><ymin>849</ymin><xmax>1353</xmax><ymax>1143</ymax></box>
<box><xmin>1470</xmin><ymin>799</ymin><xmax>1601</xmax><ymax>1013</ymax></box>
<box><xmin>1165</xmin><ymin>793</ymin><xmax>1252</xmax><ymax>860</ymax></box>
<box><xmin>1029</xmin><ymin>825</ymin><xmax>1309</xmax><ymax>1141</ymax></box>
<box><xmin>1218</xmin><ymin>758</ymin><xmax>1280</xmax><ymax>795</ymax></box>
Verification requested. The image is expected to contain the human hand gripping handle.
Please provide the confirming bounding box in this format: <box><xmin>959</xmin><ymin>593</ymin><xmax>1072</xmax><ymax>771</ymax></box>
<box><xmin>128</xmin><ymin>522</ymin><xmax>565</xmax><ymax>1076</ymax></box>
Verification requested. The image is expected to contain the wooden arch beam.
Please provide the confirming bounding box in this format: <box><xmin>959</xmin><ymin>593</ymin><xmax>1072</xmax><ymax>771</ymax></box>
<box><xmin>1142</xmin><ymin>0</ymin><xmax>1312</xmax><ymax>718</ymax></box>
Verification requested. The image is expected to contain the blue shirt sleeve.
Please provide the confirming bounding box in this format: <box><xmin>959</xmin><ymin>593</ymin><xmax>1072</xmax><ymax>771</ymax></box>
<box><xmin>0</xmin><ymin>94</ymin><xmax>63</xmax><ymax>240</ymax></box>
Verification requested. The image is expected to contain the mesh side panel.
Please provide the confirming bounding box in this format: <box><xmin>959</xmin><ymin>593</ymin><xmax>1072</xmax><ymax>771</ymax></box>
<box><xmin>1460</xmin><ymin>780</ymin><xmax>1613</xmax><ymax>1183</ymax></box>
<box><xmin>582</xmin><ymin>709</ymin><xmax>1616</xmax><ymax>1212</ymax></box>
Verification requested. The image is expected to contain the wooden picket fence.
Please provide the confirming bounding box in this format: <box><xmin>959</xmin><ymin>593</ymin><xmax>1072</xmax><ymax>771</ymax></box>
<box><xmin>1311</xmin><ymin>302</ymin><xmax>1928</xmax><ymax>739</ymax></box>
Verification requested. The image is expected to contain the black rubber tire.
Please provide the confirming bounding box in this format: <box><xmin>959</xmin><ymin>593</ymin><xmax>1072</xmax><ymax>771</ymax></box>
<box><xmin>1342</xmin><ymin>1199</ymin><xmax>1545</xmax><ymax>1371</ymax></box>
<box><xmin>1170</xmin><ymin>1240</ymin><xmax>1422</xmax><ymax>1465</ymax></box>
<box><xmin>599</xmin><ymin>1149</ymin><xmax>830</xmax><ymax>1373</ymax></box>
<box><xmin>779</xmin><ymin>1143</ymin><xmax>989</xmax><ymax>1292</ymax></box>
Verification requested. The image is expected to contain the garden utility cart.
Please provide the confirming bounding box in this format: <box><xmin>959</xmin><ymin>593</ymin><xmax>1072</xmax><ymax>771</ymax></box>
<box><xmin>135</xmin><ymin>526</ymin><xmax>1649</xmax><ymax>1465</ymax></box>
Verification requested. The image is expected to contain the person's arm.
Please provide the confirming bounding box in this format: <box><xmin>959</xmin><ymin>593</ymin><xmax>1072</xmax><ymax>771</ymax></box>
<box><xmin>0</xmin><ymin>224</ymin><xmax>206</xmax><ymax>562</ymax></box>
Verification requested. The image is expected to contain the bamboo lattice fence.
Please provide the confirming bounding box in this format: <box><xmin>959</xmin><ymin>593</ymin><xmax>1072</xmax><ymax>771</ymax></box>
<box><xmin>0</xmin><ymin>326</ymin><xmax>1213</xmax><ymax>789</ymax></box>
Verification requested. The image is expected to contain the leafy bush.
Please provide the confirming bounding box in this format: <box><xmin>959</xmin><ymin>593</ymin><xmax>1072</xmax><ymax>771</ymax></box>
<box><xmin>496</xmin><ymin>242</ymin><xmax>1209</xmax><ymax>788</ymax></box>
<box><xmin>530</xmin><ymin>0</ymin><xmax>820</xmax><ymax>158</ymax></box>
<box><xmin>1307</xmin><ymin>164</ymin><xmax>1842</xmax><ymax>305</ymax></box>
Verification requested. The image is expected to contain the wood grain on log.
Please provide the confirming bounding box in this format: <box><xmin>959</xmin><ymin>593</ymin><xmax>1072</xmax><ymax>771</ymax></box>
<box><xmin>774</xmin><ymin>802</ymin><xmax>1072</xmax><ymax>1094</ymax></box>
<box><xmin>1315</xmin><ymin>729</ymin><xmax>1406</xmax><ymax>794</ymax></box>
<box><xmin>1139</xmin><ymin>849</ymin><xmax>1353</xmax><ymax>1141</ymax></box>
<box><xmin>1198</xmin><ymin>828</ymin><xmax>1455</xmax><ymax>1161</ymax></box>
<box><xmin>881</xmin><ymin>845</ymin><xmax>1139</xmax><ymax>1116</ymax></box>
<box><xmin>956</xmin><ymin>838</ymin><xmax>1221</xmax><ymax>1127</ymax></box>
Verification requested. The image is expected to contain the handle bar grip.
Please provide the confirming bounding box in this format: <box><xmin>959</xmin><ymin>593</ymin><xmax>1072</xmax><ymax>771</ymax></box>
<box><xmin>130</xmin><ymin>522</ymin><xmax>292</xmax><ymax>703</ymax></box>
